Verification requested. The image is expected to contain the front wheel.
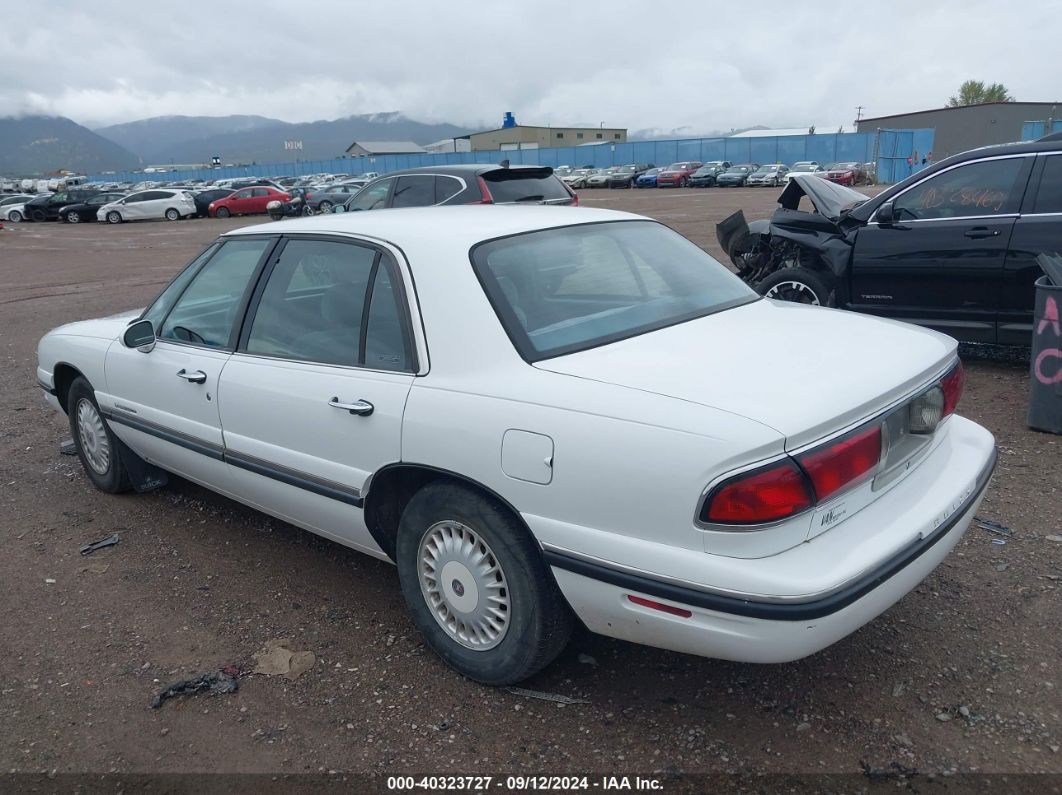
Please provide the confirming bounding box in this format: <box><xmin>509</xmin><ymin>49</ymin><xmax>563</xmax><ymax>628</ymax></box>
<box><xmin>215</xmin><ymin>206</ymin><xmax>231</xmax><ymax>218</ymax></box>
<box><xmin>68</xmin><ymin>377</ymin><xmax>131</xmax><ymax>493</ymax></box>
<box><xmin>106</xmin><ymin>211</ymin><xmax>122</xmax><ymax>224</ymax></box>
<box><xmin>396</xmin><ymin>482</ymin><xmax>573</xmax><ymax>685</ymax></box>
<box><xmin>319</xmin><ymin>200</ymin><xmax>333</xmax><ymax>213</ymax></box>
<box><xmin>66</xmin><ymin>210</ymin><xmax>81</xmax><ymax>224</ymax></box>
<box><xmin>755</xmin><ymin>266</ymin><xmax>835</xmax><ymax>307</ymax></box>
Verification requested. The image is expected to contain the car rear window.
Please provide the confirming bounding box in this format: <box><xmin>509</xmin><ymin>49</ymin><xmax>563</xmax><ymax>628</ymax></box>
<box><xmin>472</xmin><ymin>221</ymin><xmax>757</xmax><ymax>361</ymax></box>
<box><xmin>481</xmin><ymin>169</ymin><xmax>571</xmax><ymax>203</ymax></box>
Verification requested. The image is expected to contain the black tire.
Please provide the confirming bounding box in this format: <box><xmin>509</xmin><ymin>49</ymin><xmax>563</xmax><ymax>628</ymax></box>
<box><xmin>67</xmin><ymin>377</ymin><xmax>132</xmax><ymax>494</ymax></box>
<box><xmin>106</xmin><ymin>210</ymin><xmax>122</xmax><ymax>224</ymax></box>
<box><xmin>395</xmin><ymin>481</ymin><xmax>573</xmax><ymax>685</ymax></box>
<box><xmin>31</xmin><ymin>209</ymin><xmax>47</xmax><ymax>222</ymax></box>
<box><xmin>66</xmin><ymin>210</ymin><xmax>81</xmax><ymax>224</ymax></box>
<box><xmin>319</xmin><ymin>200</ymin><xmax>333</xmax><ymax>212</ymax></box>
<box><xmin>215</xmin><ymin>206</ymin><xmax>231</xmax><ymax>218</ymax></box>
<box><xmin>8</xmin><ymin>210</ymin><xmax>23</xmax><ymax>222</ymax></box>
<box><xmin>164</xmin><ymin>207</ymin><xmax>180</xmax><ymax>221</ymax></box>
<box><xmin>755</xmin><ymin>266</ymin><xmax>835</xmax><ymax>307</ymax></box>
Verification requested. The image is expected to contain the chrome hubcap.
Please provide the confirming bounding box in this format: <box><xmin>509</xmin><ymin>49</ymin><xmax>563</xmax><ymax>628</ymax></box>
<box><xmin>76</xmin><ymin>398</ymin><xmax>110</xmax><ymax>475</ymax></box>
<box><xmin>418</xmin><ymin>520</ymin><xmax>510</xmax><ymax>651</ymax></box>
<box><xmin>765</xmin><ymin>280</ymin><xmax>821</xmax><ymax>305</ymax></box>
<box><xmin>68</xmin><ymin>212</ymin><xmax>80</xmax><ymax>223</ymax></box>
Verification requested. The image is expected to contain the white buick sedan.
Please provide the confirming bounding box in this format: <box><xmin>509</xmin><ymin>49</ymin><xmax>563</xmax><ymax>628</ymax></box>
<box><xmin>37</xmin><ymin>206</ymin><xmax>996</xmax><ymax>684</ymax></box>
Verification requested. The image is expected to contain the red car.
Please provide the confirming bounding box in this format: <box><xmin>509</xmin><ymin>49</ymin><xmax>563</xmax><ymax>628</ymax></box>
<box><xmin>655</xmin><ymin>161</ymin><xmax>704</xmax><ymax>188</ymax></box>
<box><xmin>823</xmin><ymin>162</ymin><xmax>868</xmax><ymax>186</ymax></box>
<box><xmin>209</xmin><ymin>186</ymin><xmax>290</xmax><ymax>218</ymax></box>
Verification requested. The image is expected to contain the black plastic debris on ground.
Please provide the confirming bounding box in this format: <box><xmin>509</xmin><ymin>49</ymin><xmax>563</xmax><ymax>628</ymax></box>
<box><xmin>59</xmin><ymin>439</ymin><xmax>77</xmax><ymax>456</ymax></box>
<box><xmin>80</xmin><ymin>533</ymin><xmax>120</xmax><ymax>556</ymax></box>
<box><xmin>151</xmin><ymin>666</ymin><xmax>240</xmax><ymax>709</ymax></box>
<box><xmin>974</xmin><ymin>516</ymin><xmax>1014</xmax><ymax>537</ymax></box>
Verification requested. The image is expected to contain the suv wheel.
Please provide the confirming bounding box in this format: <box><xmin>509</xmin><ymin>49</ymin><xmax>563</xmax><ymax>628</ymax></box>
<box><xmin>755</xmin><ymin>267</ymin><xmax>835</xmax><ymax>307</ymax></box>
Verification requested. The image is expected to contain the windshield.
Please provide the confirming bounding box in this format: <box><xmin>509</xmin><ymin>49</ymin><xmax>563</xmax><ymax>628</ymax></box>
<box><xmin>726</xmin><ymin>166</ymin><xmax>749</xmax><ymax>173</ymax></box>
<box><xmin>756</xmin><ymin>165</ymin><xmax>779</xmax><ymax>172</ymax></box>
<box><xmin>471</xmin><ymin>221</ymin><xmax>757</xmax><ymax>361</ymax></box>
<box><xmin>828</xmin><ymin>163</ymin><xmax>858</xmax><ymax>170</ymax></box>
<box><xmin>791</xmin><ymin>163</ymin><xmax>816</xmax><ymax>171</ymax></box>
<box><xmin>693</xmin><ymin>167</ymin><xmax>715</xmax><ymax>175</ymax></box>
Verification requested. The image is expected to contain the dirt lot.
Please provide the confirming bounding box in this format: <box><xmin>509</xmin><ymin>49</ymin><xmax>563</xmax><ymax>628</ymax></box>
<box><xmin>1</xmin><ymin>188</ymin><xmax>1059</xmax><ymax>790</ymax></box>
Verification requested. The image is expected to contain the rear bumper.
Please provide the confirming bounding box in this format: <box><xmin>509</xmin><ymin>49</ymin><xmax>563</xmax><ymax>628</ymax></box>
<box><xmin>543</xmin><ymin>418</ymin><xmax>996</xmax><ymax>663</ymax></box>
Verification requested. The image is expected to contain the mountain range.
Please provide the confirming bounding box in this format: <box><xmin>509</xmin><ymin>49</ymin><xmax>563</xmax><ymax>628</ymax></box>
<box><xmin>1</xmin><ymin>112</ymin><xmax>474</xmax><ymax>175</ymax></box>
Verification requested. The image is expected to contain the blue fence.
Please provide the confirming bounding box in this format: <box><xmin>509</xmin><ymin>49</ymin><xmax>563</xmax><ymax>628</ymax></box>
<box><xmin>87</xmin><ymin>128</ymin><xmax>934</xmax><ymax>185</ymax></box>
<box><xmin>875</xmin><ymin>128</ymin><xmax>938</xmax><ymax>183</ymax></box>
<box><xmin>1021</xmin><ymin>119</ymin><xmax>1062</xmax><ymax>140</ymax></box>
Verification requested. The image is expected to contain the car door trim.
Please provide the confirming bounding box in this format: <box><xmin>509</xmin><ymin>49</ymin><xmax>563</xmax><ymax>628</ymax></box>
<box><xmin>100</xmin><ymin>408</ymin><xmax>364</xmax><ymax>506</ymax></box>
<box><xmin>224</xmin><ymin>448</ymin><xmax>364</xmax><ymax>507</ymax></box>
<box><xmin>544</xmin><ymin>448</ymin><xmax>995</xmax><ymax>621</ymax></box>
<box><xmin>101</xmin><ymin>409</ymin><xmax>225</xmax><ymax>461</ymax></box>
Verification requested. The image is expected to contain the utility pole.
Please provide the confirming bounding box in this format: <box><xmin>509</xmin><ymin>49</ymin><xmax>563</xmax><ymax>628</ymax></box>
<box><xmin>854</xmin><ymin>105</ymin><xmax>865</xmax><ymax>129</ymax></box>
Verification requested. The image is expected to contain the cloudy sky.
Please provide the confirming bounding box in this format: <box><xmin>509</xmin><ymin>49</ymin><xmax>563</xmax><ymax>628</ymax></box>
<box><xmin>2</xmin><ymin>0</ymin><xmax>1060</xmax><ymax>133</ymax></box>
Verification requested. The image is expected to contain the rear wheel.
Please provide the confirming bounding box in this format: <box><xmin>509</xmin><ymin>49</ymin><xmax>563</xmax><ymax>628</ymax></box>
<box><xmin>68</xmin><ymin>377</ymin><xmax>131</xmax><ymax>494</ymax></box>
<box><xmin>755</xmin><ymin>267</ymin><xmax>834</xmax><ymax>307</ymax></box>
<box><xmin>8</xmin><ymin>210</ymin><xmax>23</xmax><ymax>222</ymax></box>
<box><xmin>396</xmin><ymin>482</ymin><xmax>573</xmax><ymax>685</ymax></box>
<box><xmin>164</xmin><ymin>207</ymin><xmax>180</xmax><ymax>221</ymax></box>
<box><xmin>106</xmin><ymin>211</ymin><xmax>122</xmax><ymax>224</ymax></box>
<box><xmin>319</xmin><ymin>200</ymin><xmax>333</xmax><ymax>212</ymax></box>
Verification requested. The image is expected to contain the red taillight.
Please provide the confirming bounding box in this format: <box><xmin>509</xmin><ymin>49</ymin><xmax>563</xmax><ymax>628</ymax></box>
<box><xmin>627</xmin><ymin>594</ymin><xmax>692</xmax><ymax>618</ymax></box>
<box><xmin>703</xmin><ymin>460</ymin><xmax>813</xmax><ymax>524</ymax></box>
<box><xmin>796</xmin><ymin>425</ymin><xmax>882</xmax><ymax>503</ymax></box>
<box><xmin>941</xmin><ymin>361</ymin><xmax>964</xmax><ymax>417</ymax></box>
<box><xmin>471</xmin><ymin>176</ymin><xmax>494</xmax><ymax>204</ymax></box>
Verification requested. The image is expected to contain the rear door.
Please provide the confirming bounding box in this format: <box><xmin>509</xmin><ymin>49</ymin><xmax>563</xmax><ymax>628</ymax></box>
<box><xmin>217</xmin><ymin>236</ymin><xmax>417</xmax><ymax>550</ymax></box>
<box><xmin>999</xmin><ymin>152</ymin><xmax>1062</xmax><ymax>344</ymax></box>
<box><xmin>849</xmin><ymin>154</ymin><xmax>1033</xmax><ymax>342</ymax></box>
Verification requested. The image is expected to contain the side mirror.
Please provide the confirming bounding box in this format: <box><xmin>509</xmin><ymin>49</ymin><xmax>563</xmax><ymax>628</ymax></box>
<box><xmin>123</xmin><ymin>319</ymin><xmax>156</xmax><ymax>352</ymax></box>
<box><xmin>332</xmin><ymin>204</ymin><xmax>346</xmax><ymax>213</ymax></box>
<box><xmin>876</xmin><ymin>201</ymin><xmax>895</xmax><ymax>225</ymax></box>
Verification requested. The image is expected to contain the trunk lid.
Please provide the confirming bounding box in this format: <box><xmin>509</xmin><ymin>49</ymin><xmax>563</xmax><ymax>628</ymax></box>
<box><xmin>534</xmin><ymin>299</ymin><xmax>956</xmax><ymax>448</ymax></box>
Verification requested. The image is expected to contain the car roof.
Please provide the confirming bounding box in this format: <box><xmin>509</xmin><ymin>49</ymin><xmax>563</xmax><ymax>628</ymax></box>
<box><xmin>366</xmin><ymin>164</ymin><xmax>553</xmax><ymax>178</ymax></box>
<box><xmin>224</xmin><ymin>205</ymin><xmax>640</xmax><ymax>249</ymax></box>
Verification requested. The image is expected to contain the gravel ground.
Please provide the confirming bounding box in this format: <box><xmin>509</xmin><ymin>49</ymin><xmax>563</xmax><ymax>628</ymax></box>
<box><xmin>0</xmin><ymin>188</ymin><xmax>1059</xmax><ymax>791</ymax></box>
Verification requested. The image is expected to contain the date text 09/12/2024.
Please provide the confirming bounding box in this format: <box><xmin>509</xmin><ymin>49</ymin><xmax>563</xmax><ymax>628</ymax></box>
<box><xmin>386</xmin><ymin>775</ymin><xmax>664</xmax><ymax>791</ymax></box>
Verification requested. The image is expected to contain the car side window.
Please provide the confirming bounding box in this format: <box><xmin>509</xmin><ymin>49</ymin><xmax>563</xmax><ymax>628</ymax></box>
<box><xmin>142</xmin><ymin>243</ymin><xmax>221</xmax><ymax>329</ymax></box>
<box><xmin>349</xmin><ymin>179</ymin><xmax>392</xmax><ymax>211</ymax></box>
<box><xmin>124</xmin><ymin>193</ymin><xmax>147</xmax><ymax>203</ymax></box>
<box><xmin>893</xmin><ymin>158</ymin><xmax>1027</xmax><ymax>221</ymax></box>
<box><xmin>158</xmin><ymin>238</ymin><xmax>272</xmax><ymax>348</ymax></box>
<box><xmin>392</xmin><ymin>175</ymin><xmax>435</xmax><ymax>208</ymax></box>
<box><xmin>252</xmin><ymin>188</ymin><xmax>270</xmax><ymax>197</ymax></box>
<box><xmin>245</xmin><ymin>239</ymin><xmax>379</xmax><ymax>367</ymax></box>
<box><xmin>363</xmin><ymin>265</ymin><xmax>411</xmax><ymax>371</ymax></box>
<box><xmin>232</xmin><ymin>189</ymin><xmax>252</xmax><ymax>200</ymax></box>
<box><xmin>1032</xmin><ymin>155</ymin><xmax>1062</xmax><ymax>214</ymax></box>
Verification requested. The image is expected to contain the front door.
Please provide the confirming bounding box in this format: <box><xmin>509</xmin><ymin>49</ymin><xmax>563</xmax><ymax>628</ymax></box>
<box><xmin>849</xmin><ymin>155</ymin><xmax>1033</xmax><ymax>342</ymax></box>
<box><xmin>217</xmin><ymin>237</ymin><xmax>416</xmax><ymax>554</ymax></box>
<box><xmin>99</xmin><ymin>237</ymin><xmax>276</xmax><ymax>486</ymax></box>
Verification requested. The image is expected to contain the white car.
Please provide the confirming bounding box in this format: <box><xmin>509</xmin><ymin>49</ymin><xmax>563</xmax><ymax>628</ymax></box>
<box><xmin>96</xmin><ymin>189</ymin><xmax>197</xmax><ymax>223</ymax></box>
<box><xmin>37</xmin><ymin>206</ymin><xmax>996</xmax><ymax>685</ymax></box>
<box><xmin>786</xmin><ymin>161</ymin><xmax>826</xmax><ymax>181</ymax></box>
<box><xmin>3</xmin><ymin>201</ymin><xmax>31</xmax><ymax>222</ymax></box>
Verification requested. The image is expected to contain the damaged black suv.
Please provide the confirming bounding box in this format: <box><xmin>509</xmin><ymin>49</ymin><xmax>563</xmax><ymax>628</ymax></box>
<box><xmin>718</xmin><ymin>138</ymin><xmax>1062</xmax><ymax>345</ymax></box>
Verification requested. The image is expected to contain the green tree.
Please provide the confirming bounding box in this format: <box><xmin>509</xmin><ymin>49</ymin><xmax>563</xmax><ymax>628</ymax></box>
<box><xmin>947</xmin><ymin>80</ymin><xmax>1014</xmax><ymax>107</ymax></box>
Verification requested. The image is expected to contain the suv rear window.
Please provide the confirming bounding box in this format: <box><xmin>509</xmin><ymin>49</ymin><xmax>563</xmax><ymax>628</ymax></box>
<box><xmin>481</xmin><ymin>169</ymin><xmax>571</xmax><ymax>204</ymax></box>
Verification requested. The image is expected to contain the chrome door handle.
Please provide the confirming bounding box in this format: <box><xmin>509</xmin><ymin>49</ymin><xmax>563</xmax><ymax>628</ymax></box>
<box><xmin>176</xmin><ymin>369</ymin><xmax>207</xmax><ymax>384</ymax></box>
<box><xmin>329</xmin><ymin>397</ymin><xmax>374</xmax><ymax>416</ymax></box>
